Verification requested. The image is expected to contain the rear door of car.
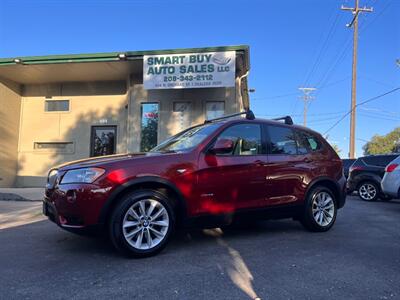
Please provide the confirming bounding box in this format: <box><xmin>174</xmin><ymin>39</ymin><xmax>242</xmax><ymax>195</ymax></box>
<box><xmin>263</xmin><ymin>125</ymin><xmax>317</xmax><ymax>206</ymax></box>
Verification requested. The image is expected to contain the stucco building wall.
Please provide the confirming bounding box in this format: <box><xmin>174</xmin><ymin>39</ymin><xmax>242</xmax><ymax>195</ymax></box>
<box><xmin>0</xmin><ymin>82</ymin><xmax>22</xmax><ymax>187</ymax></box>
<box><xmin>16</xmin><ymin>81</ymin><xmax>128</xmax><ymax>187</ymax></box>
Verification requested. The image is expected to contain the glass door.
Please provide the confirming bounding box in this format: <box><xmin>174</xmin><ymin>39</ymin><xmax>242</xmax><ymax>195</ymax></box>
<box><xmin>90</xmin><ymin>126</ymin><xmax>117</xmax><ymax>157</ymax></box>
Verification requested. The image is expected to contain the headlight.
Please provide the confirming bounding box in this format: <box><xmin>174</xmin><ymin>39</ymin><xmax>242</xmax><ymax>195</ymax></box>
<box><xmin>61</xmin><ymin>168</ymin><xmax>105</xmax><ymax>184</ymax></box>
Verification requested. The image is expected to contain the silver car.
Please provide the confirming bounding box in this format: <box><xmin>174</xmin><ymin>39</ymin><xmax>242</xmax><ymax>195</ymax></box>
<box><xmin>381</xmin><ymin>155</ymin><xmax>400</xmax><ymax>199</ymax></box>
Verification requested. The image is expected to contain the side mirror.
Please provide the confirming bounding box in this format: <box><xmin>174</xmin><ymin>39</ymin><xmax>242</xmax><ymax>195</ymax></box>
<box><xmin>209</xmin><ymin>138</ymin><xmax>234</xmax><ymax>154</ymax></box>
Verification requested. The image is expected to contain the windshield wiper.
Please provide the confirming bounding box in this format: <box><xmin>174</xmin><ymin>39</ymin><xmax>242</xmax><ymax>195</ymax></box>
<box><xmin>152</xmin><ymin>149</ymin><xmax>177</xmax><ymax>154</ymax></box>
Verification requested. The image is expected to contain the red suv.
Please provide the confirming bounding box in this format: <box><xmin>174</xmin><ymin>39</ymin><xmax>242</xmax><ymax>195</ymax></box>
<box><xmin>43</xmin><ymin>111</ymin><xmax>346</xmax><ymax>257</ymax></box>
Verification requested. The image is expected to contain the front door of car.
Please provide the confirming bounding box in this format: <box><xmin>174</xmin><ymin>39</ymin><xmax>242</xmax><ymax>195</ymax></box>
<box><xmin>196</xmin><ymin>123</ymin><xmax>268</xmax><ymax>215</ymax></box>
<box><xmin>264</xmin><ymin>125</ymin><xmax>314</xmax><ymax>206</ymax></box>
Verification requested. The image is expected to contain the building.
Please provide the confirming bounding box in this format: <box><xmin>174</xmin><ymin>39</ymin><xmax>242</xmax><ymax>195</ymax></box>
<box><xmin>0</xmin><ymin>45</ymin><xmax>250</xmax><ymax>187</ymax></box>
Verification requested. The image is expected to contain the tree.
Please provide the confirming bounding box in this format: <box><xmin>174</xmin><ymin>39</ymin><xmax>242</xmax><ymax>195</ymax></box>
<box><xmin>331</xmin><ymin>144</ymin><xmax>342</xmax><ymax>155</ymax></box>
<box><xmin>140</xmin><ymin>113</ymin><xmax>159</xmax><ymax>152</ymax></box>
<box><xmin>363</xmin><ymin>127</ymin><xmax>400</xmax><ymax>155</ymax></box>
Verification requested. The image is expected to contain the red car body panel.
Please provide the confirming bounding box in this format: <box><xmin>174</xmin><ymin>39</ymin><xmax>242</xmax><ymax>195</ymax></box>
<box><xmin>43</xmin><ymin>119</ymin><xmax>346</xmax><ymax>230</ymax></box>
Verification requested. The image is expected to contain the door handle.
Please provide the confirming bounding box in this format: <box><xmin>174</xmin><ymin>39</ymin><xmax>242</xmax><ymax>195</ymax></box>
<box><xmin>303</xmin><ymin>157</ymin><xmax>313</xmax><ymax>163</ymax></box>
<box><xmin>254</xmin><ymin>160</ymin><xmax>268</xmax><ymax>166</ymax></box>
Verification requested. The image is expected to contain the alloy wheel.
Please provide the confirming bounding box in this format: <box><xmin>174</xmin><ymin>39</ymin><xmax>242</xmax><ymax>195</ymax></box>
<box><xmin>359</xmin><ymin>183</ymin><xmax>377</xmax><ymax>201</ymax></box>
<box><xmin>312</xmin><ymin>191</ymin><xmax>335</xmax><ymax>227</ymax></box>
<box><xmin>122</xmin><ymin>199</ymin><xmax>169</xmax><ymax>250</ymax></box>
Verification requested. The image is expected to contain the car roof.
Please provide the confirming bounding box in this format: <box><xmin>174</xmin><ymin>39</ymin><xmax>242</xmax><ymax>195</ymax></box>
<box><xmin>213</xmin><ymin>117</ymin><xmax>323</xmax><ymax>136</ymax></box>
<box><xmin>358</xmin><ymin>153</ymin><xmax>399</xmax><ymax>159</ymax></box>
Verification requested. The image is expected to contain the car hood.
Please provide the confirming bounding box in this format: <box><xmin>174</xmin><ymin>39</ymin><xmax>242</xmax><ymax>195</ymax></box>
<box><xmin>54</xmin><ymin>152</ymin><xmax>163</xmax><ymax>171</ymax></box>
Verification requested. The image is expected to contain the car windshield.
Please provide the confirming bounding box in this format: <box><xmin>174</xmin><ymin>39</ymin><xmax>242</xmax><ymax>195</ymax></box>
<box><xmin>150</xmin><ymin>122</ymin><xmax>221</xmax><ymax>153</ymax></box>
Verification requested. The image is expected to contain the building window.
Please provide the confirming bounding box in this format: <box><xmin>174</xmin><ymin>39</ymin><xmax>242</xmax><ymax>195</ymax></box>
<box><xmin>206</xmin><ymin>101</ymin><xmax>225</xmax><ymax>120</ymax></box>
<box><xmin>90</xmin><ymin>126</ymin><xmax>117</xmax><ymax>157</ymax></box>
<box><xmin>34</xmin><ymin>142</ymin><xmax>74</xmax><ymax>153</ymax></box>
<box><xmin>141</xmin><ymin>103</ymin><xmax>159</xmax><ymax>152</ymax></box>
<box><xmin>45</xmin><ymin>100</ymin><xmax>70</xmax><ymax>112</ymax></box>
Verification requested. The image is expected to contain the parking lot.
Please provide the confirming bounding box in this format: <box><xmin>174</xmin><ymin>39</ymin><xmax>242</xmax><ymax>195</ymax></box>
<box><xmin>0</xmin><ymin>196</ymin><xmax>399</xmax><ymax>300</ymax></box>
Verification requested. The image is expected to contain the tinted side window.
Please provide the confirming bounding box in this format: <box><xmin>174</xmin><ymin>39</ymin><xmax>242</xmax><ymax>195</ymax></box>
<box><xmin>363</xmin><ymin>156</ymin><xmax>387</xmax><ymax>167</ymax></box>
<box><xmin>304</xmin><ymin>133</ymin><xmax>322</xmax><ymax>151</ymax></box>
<box><xmin>268</xmin><ymin>126</ymin><xmax>297</xmax><ymax>155</ymax></box>
<box><xmin>295</xmin><ymin>131</ymin><xmax>311</xmax><ymax>154</ymax></box>
<box><xmin>362</xmin><ymin>157</ymin><xmax>374</xmax><ymax>166</ymax></box>
<box><xmin>377</xmin><ymin>155</ymin><xmax>398</xmax><ymax>167</ymax></box>
<box><xmin>215</xmin><ymin>124</ymin><xmax>262</xmax><ymax>156</ymax></box>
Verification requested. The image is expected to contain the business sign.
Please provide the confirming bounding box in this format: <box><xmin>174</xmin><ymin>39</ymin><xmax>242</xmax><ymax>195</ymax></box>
<box><xmin>143</xmin><ymin>51</ymin><xmax>235</xmax><ymax>89</ymax></box>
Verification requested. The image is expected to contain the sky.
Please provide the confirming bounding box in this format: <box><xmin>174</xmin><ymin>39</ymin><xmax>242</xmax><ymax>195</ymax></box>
<box><xmin>0</xmin><ymin>0</ymin><xmax>399</xmax><ymax>157</ymax></box>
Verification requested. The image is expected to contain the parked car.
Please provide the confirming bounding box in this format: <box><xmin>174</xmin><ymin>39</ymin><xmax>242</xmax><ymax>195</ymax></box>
<box><xmin>342</xmin><ymin>158</ymin><xmax>356</xmax><ymax>179</ymax></box>
<box><xmin>347</xmin><ymin>154</ymin><xmax>399</xmax><ymax>201</ymax></box>
<box><xmin>43</xmin><ymin>111</ymin><xmax>346</xmax><ymax>257</ymax></box>
<box><xmin>381</xmin><ymin>156</ymin><xmax>400</xmax><ymax>199</ymax></box>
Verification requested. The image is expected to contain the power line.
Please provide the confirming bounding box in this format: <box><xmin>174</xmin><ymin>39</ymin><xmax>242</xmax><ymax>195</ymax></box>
<box><xmin>256</xmin><ymin>111</ymin><xmax>346</xmax><ymax>118</ymax></box>
<box><xmin>307</xmin><ymin>115</ymin><xmax>346</xmax><ymax>124</ymax></box>
<box><xmin>358</xmin><ymin>87</ymin><xmax>400</xmax><ymax>106</ymax></box>
<box><xmin>303</xmin><ymin>8</ymin><xmax>342</xmax><ymax>87</ymax></box>
<box><xmin>359</xmin><ymin>0</ymin><xmax>393</xmax><ymax>32</ymax></box>
<box><xmin>315</xmin><ymin>34</ymin><xmax>353</xmax><ymax>89</ymax></box>
<box><xmin>359</xmin><ymin>112</ymin><xmax>400</xmax><ymax>122</ymax></box>
<box><xmin>323</xmin><ymin>87</ymin><xmax>400</xmax><ymax>135</ymax></box>
<box><xmin>252</xmin><ymin>77</ymin><xmax>350</xmax><ymax>102</ymax></box>
<box><xmin>251</xmin><ymin>92</ymin><xmax>298</xmax><ymax>101</ymax></box>
<box><xmin>306</xmin><ymin>76</ymin><xmax>351</xmax><ymax>114</ymax></box>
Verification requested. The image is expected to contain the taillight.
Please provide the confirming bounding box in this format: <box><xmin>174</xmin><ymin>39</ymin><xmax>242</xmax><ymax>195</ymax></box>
<box><xmin>350</xmin><ymin>166</ymin><xmax>363</xmax><ymax>172</ymax></box>
<box><xmin>385</xmin><ymin>164</ymin><xmax>399</xmax><ymax>173</ymax></box>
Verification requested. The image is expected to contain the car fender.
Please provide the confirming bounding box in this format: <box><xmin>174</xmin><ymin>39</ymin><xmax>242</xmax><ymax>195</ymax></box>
<box><xmin>98</xmin><ymin>176</ymin><xmax>188</xmax><ymax>225</ymax></box>
<box><xmin>305</xmin><ymin>176</ymin><xmax>346</xmax><ymax>208</ymax></box>
<box><xmin>353</xmin><ymin>172</ymin><xmax>382</xmax><ymax>187</ymax></box>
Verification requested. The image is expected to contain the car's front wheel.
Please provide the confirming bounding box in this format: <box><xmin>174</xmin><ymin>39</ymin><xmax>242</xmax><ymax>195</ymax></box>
<box><xmin>358</xmin><ymin>181</ymin><xmax>379</xmax><ymax>201</ymax></box>
<box><xmin>301</xmin><ymin>186</ymin><xmax>337</xmax><ymax>232</ymax></box>
<box><xmin>109</xmin><ymin>190</ymin><xmax>175</xmax><ymax>257</ymax></box>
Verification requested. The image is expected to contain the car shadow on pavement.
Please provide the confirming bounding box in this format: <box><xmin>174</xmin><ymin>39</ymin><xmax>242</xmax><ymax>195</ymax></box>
<box><xmin>1</xmin><ymin>217</ymin><xmax>305</xmax><ymax>261</ymax></box>
<box><xmin>168</xmin><ymin>218</ymin><xmax>304</xmax><ymax>254</ymax></box>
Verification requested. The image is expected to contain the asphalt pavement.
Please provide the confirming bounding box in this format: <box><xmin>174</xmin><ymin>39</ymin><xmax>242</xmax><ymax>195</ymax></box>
<box><xmin>0</xmin><ymin>196</ymin><xmax>399</xmax><ymax>300</ymax></box>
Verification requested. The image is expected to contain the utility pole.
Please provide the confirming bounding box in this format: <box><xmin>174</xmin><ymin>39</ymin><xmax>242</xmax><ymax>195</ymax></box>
<box><xmin>298</xmin><ymin>87</ymin><xmax>316</xmax><ymax>126</ymax></box>
<box><xmin>341</xmin><ymin>0</ymin><xmax>373</xmax><ymax>158</ymax></box>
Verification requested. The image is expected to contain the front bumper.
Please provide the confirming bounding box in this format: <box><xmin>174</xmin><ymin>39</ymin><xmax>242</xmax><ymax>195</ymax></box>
<box><xmin>346</xmin><ymin>179</ymin><xmax>357</xmax><ymax>194</ymax></box>
<box><xmin>43</xmin><ymin>197</ymin><xmax>86</xmax><ymax>229</ymax></box>
<box><xmin>43</xmin><ymin>183</ymin><xmax>113</xmax><ymax>230</ymax></box>
<box><xmin>44</xmin><ymin>197</ymin><xmax>106</xmax><ymax>236</ymax></box>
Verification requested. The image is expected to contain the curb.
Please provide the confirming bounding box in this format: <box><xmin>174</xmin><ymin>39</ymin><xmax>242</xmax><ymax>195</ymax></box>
<box><xmin>0</xmin><ymin>193</ymin><xmax>42</xmax><ymax>202</ymax></box>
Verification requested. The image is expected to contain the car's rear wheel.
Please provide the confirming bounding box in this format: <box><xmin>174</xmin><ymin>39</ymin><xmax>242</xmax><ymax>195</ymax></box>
<box><xmin>358</xmin><ymin>181</ymin><xmax>379</xmax><ymax>201</ymax></box>
<box><xmin>301</xmin><ymin>186</ymin><xmax>337</xmax><ymax>232</ymax></box>
<box><xmin>109</xmin><ymin>190</ymin><xmax>175</xmax><ymax>257</ymax></box>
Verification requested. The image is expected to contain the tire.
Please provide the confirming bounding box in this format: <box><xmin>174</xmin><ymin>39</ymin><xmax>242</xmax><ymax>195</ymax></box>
<box><xmin>300</xmin><ymin>186</ymin><xmax>337</xmax><ymax>232</ymax></box>
<box><xmin>109</xmin><ymin>189</ymin><xmax>175</xmax><ymax>258</ymax></box>
<box><xmin>357</xmin><ymin>181</ymin><xmax>379</xmax><ymax>202</ymax></box>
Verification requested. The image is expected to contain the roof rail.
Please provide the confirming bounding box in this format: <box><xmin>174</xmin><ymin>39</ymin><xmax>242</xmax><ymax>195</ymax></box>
<box><xmin>272</xmin><ymin>116</ymin><xmax>293</xmax><ymax>125</ymax></box>
<box><xmin>204</xmin><ymin>110</ymin><xmax>255</xmax><ymax>124</ymax></box>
